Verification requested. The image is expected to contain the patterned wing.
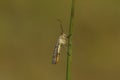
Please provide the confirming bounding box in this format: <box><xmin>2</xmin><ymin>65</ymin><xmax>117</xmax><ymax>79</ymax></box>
<box><xmin>52</xmin><ymin>41</ymin><xmax>61</xmax><ymax>64</ymax></box>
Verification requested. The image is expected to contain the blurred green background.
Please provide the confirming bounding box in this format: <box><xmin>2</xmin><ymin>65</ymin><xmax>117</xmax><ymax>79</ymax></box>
<box><xmin>0</xmin><ymin>0</ymin><xmax>120</xmax><ymax>80</ymax></box>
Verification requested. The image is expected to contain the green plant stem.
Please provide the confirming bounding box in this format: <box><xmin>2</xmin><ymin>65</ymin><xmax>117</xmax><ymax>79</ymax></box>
<box><xmin>66</xmin><ymin>0</ymin><xmax>75</xmax><ymax>80</ymax></box>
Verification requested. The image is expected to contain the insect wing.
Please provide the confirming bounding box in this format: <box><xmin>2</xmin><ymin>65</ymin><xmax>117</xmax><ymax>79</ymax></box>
<box><xmin>52</xmin><ymin>41</ymin><xmax>61</xmax><ymax>64</ymax></box>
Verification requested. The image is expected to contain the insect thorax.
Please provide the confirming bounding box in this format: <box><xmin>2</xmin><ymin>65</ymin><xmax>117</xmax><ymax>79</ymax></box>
<box><xmin>59</xmin><ymin>33</ymin><xmax>67</xmax><ymax>45</ymax></box>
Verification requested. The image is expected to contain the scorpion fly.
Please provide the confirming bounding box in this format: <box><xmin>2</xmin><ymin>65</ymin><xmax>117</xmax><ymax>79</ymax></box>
<box><xmin>52</xmin><ymin>19</ymin><xmax>67</xmax><ymax>64</ymax></box>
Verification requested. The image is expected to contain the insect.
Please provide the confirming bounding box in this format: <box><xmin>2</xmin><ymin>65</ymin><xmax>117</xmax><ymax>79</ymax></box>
<box><xmin>52</xmin><ymin>19</ymin><xmax>68</xmax><ymax>64</ymax></box>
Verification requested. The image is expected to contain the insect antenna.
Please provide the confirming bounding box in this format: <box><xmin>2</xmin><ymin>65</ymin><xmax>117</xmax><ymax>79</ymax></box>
<box><xmin>57</xmin><ymin>19</ymin><xmax>64</xmax><ymax>34</ymax></box>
